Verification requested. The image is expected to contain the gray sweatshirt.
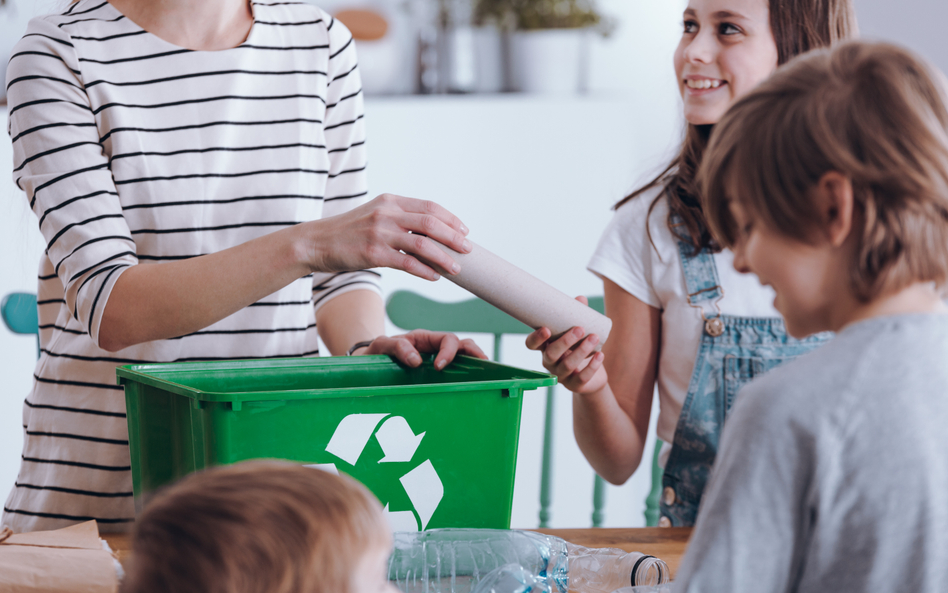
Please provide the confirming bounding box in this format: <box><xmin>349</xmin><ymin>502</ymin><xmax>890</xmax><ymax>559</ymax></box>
<box><xmin>675</xmin><ymin>313</ymin><xmax>948</xmax><ymax>593</ymax></box>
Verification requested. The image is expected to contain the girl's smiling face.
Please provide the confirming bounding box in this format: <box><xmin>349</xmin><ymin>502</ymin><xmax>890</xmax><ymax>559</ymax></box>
<box><xmin>673</xmin><ymin>0</ymin><xmax>779</xmax><ymax>125</ymax></box>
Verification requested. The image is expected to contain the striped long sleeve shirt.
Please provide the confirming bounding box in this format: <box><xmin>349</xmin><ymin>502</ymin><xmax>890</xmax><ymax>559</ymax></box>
<box><xmin>3</xmin><ymin>0</ymin><xmax>380</xmax><ymax>532</ymax></box>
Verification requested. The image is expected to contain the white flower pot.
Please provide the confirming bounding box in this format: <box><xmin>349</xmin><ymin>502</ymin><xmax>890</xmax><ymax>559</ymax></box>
<box><xmin>509</xmin><ymin>28</ymin><xmax>590</xmax><ymax>94</ymax></box>
<box><xmin>307</xmin><ymin>0</ymin><xmax>416</xmax><ymax>95</ymax></box>
<box><xmin>472</xmin><ymin>26</ymin><xmax>505</xmax><ymax>94</ymax></box>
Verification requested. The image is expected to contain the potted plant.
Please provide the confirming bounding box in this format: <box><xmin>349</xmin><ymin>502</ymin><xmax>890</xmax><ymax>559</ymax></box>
<box><xmin>473</xmin><ymin>0</ymin><xmax>611</xmax><ymax>93</ymax></box>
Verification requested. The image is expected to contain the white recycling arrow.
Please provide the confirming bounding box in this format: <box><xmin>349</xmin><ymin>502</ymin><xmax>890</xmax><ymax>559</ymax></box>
<box><xmin>376</xmin><ymin>416</ymin><xmax>425</xmax><ymax>463</ymax></box>
<box><xmin>302</xmin><ymin>463</ymin><xmax>339</xmax><ymax>475</ymax></box>
<box><xmin>383</xmin><ymin>504</ymin><xmax>420</xmax><ymax>533</ymax></box>
<box><xmin>325</xmin><ymin>413</ymin><xmax>388</xmax><ymax>466</ymax></box>
<box><xmin>399</xmin><ymin>459</ymin><xmax>443</xmax><ymax>530</ymax></box>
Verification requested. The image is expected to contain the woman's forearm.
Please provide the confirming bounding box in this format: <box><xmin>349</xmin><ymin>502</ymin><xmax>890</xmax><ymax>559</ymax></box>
<box><xmin>97</xmin><ymin>194</ymin><xmax>471</xmax><ymax>352</ymax></box>
<box><xmin>98</xmin><ymin>222</ymin><xmax>313</xmax><ymax>351</ymax></box>
<box><xmin>315</xmin><ymin>289</ymin><xmax>386</xmax><ymax>356</ymax></box>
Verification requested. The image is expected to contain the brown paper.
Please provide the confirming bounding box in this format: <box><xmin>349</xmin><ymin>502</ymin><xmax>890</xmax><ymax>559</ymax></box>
<box><xmin>0</xmin><ymin>521</ymin><xmax>119</xmax><ymax>593</ymax></box>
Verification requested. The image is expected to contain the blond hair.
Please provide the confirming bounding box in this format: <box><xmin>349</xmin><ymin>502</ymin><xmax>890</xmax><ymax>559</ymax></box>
<box><xmin>120</xmin><ymin>461</ymin><xmax>388</xmax><ymax>593</ymax></box>
<box><xmin>701</xmin><ymin>41</ymin><xmax>948</xmax><ymax>301</ymax></box>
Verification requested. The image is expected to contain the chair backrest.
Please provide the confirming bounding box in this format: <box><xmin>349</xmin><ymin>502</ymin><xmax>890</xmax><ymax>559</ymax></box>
<box><xmin>385</xmin><ymin>290</ymin><xmax>607</xmax><ymax>527</ymax></box>
<box><xmin>386</xmin><ymin>291</ymin><xmax>532</xmax><ymax>362</ymax></box>
<box><xmin>1</xmin><ymin>292</ymin><xmax>40</xmax><ymax>359</ymax></box>
<box><xmin>385</xmin><ymin>291</ymin><xmax>533</xmax><ymax>335</ymax></box>
<box><xmin>386</xmin><ymin>291</ymin><xmax>604</xmax><ymax>360</ymax></box>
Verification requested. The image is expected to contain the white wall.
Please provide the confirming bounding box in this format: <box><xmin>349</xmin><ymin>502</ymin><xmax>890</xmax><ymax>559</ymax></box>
<box><xmin>855</xmin><ymin>0</ymin><xmax>948</xmax><ymax>76</ymax></box>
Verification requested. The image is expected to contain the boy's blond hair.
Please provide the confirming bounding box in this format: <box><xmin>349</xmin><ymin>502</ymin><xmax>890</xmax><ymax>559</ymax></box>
<box><xmin>120</xmin><ymin>461</ymin><xmax>388</xmax><ymax>593</ymax></box>
<box><xmin>700</xmin><ymin>41</ymin><xmax>948</xmax><ymax>301</ymax></box>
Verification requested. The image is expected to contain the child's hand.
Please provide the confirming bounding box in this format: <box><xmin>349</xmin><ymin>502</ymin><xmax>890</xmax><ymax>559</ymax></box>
<box><xmin>359</xmin><ymin>329</ymin><xmax>487</xmax><ymax>370</ymax></box>
<box><xmin>525</xmin><ymin>324</ymin><xmax>608</xmax><ymax>395</ymax></box>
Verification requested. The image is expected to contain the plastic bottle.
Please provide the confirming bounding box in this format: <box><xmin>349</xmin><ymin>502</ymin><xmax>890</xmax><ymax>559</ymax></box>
<box><xmin>388</xmin><ymin>529</ymin><xmax>669</xmax><ymax>593</ymax></box>
<box><xmin>470</xmin><ymin>564</ymin><xmax>553</xmax><ymax>593</ymax></box>
<box><xmin>566</xmin><ymin>543</ymin><xmax>668</xmax><ymax>591</ymax></box>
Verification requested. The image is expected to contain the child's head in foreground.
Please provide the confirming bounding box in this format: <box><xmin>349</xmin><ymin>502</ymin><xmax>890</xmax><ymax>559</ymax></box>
<box><xmin>120</xmin><ymin>461</ymin><xmax>397</xmax><ymax>593</ymax></box>
<box><xmin>700</xmin><ymin>41</ymin><xmax>948</xmax><ymax>337</ymax></box>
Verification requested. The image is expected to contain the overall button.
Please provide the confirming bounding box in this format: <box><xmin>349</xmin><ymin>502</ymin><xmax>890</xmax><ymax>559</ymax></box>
<box><xmin>662</xmin><ymin>486</ymin><xmax>677</xmax><ymax>506</ymax></box>
<box><xmin>704</xmin><ymin>317</ymin><xmax>725</xmax><ymax>337</ymax></box>
<box><xmin>658</xmin><ymin>516</ymin><xmax>672</xmax><ymax>528</ymax></box>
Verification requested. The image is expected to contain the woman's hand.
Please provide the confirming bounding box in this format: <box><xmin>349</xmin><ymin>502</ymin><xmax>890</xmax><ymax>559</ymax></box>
<box><xmin>525</xmin><ymin>296</ymin><xmax>609</xmax><ymax>395</ymax></box>
<box><xmin>356</xmin><ymin>329</ymin><xmax>488</xmax><ymax>370</ymax></box>
<box><xmin>310</xmin><ymin>194</ymin><xmax>472</xmax><ymax>281</ymax></box>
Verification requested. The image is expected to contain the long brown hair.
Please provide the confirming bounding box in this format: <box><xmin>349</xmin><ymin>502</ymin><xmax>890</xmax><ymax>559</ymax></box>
<box><xmin>701</xmin><ymin>42</ymin><xmax>948</xmax><ymax>301</ymax></box>
<box><xmin>616</xmin><ymin>0</ymin><xmax>858</xmax><ymax>253</ymax></box>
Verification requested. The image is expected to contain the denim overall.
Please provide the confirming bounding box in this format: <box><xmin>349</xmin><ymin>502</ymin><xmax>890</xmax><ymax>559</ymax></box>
<box><xmin>658</xmin><ymin>233</ymin><xmax>830</xmax><ymax>527</ymax></box>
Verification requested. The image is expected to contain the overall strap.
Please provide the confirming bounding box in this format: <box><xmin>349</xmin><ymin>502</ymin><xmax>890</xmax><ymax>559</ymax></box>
<box><xmin>671</xmin><ymin>212</ymin><xmax>726</xmax><ymax>337</ymax></box>
<box><xmin>671</xmin><ymin>214</ymin><xmax>723</xmax><ymax>307</ymax></box>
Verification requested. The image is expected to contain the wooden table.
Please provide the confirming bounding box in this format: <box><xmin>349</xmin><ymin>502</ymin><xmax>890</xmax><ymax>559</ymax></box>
<box><xmin>105</xmin><ymin>527</ymin><xmax>691</xmax><ymax>578</ymax></box>
<box><xmin>104</xmin><ymin>532</ymin><xmax>131</xmax><ymax>567</ymax></box>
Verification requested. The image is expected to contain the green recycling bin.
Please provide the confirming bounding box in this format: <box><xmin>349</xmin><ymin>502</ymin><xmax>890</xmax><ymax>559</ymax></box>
<box><xmin>117</xmin><ymin>354</ymin><xmax>555</xmax><ymax>530</ymax></box>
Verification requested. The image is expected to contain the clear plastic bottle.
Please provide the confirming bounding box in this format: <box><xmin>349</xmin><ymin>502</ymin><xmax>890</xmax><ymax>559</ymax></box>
<box><xmin>566</xmin><ymin>543</ymin><xmax>668</xmax><ymax>591</ymax></box>
<box><xmin>470</xmin><ymin>564</ymin><xmax>553</xmax><ymax>593</ymax></box>
<box><xmin>388</xmin><ymin>529</ymin><xmax>669</xmax><ymax>593</ymax></box>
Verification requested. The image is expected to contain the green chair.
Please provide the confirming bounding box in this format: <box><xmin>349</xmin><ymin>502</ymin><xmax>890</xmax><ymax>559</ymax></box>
<box><xmin>1</xmin><ymin>292</ymin><xmax>40</xmax><ymax>358</ymax></box>
<box><xmin>644</xmin><ymin>439</ymin><xmax>664</xmax><ymax>527</ymax></box>
<box><xmin>386</xmin><ymin>290</ymin><xmax>610</xmax><ymax>527</ymax></box>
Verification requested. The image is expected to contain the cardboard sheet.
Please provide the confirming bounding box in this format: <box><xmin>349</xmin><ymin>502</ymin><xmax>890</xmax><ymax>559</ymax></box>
<box><xmin>0</xmin><ymin>521</ymin><xmax>119</xmax><ymax>593</ymax></box>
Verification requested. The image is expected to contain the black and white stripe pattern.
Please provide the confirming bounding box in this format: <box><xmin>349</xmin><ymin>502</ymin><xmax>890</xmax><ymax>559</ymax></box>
<box><xmin>3</xmin><ymin>0</ymin><xmax>379</xmax><ymax>532</ymax></box>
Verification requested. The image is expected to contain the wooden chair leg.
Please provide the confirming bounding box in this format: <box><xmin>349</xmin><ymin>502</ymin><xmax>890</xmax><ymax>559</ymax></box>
<box><xmin>644</xmin><ymin>439</ymin><xmax>664</xmax><ymax>526</ymax></box>
<box><xmin>592</xmin><ymin>474</ymin><xmax>606</xmax><ymax>527</ymax></box>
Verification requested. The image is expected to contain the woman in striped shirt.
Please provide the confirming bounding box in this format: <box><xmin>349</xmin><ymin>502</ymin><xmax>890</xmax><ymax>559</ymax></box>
<box><xmin>4</xmin><ymin>0</ymin><xmax>482</xmax><ymax>532</ymax></box>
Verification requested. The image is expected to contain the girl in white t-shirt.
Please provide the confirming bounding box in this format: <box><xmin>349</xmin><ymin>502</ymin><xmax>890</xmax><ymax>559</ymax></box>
<box><xmin>526</xmin><ymin>0</ymin><xmax>856</xmax><ymax>527</ymax></box>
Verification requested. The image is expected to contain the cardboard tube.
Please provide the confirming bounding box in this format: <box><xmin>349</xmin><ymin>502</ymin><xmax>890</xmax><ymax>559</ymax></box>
<box><xmin>432</xmin><ymin>241</ymin><xmax>612</xmax><ymax>351</ymax></box>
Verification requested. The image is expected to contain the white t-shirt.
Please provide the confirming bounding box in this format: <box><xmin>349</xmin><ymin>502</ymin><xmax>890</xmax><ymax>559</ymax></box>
<box><xmin>587</xmin><ymin>185</ymin><xmax>779</xmax><ymax>464</ymax></box>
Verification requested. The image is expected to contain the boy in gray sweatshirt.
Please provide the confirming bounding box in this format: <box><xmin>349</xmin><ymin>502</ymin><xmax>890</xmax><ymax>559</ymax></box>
<box><xmin>675</xmin><ymin>41</ymin><xmax>948</xmax><ymax>593</ymax></box>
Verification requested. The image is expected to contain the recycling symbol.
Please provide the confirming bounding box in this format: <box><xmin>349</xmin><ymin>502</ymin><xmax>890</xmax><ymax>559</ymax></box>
<box><xmin>317</xmin><ymin>413</ymin><xmax>443</xmax><ymax>531</ymax></box>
